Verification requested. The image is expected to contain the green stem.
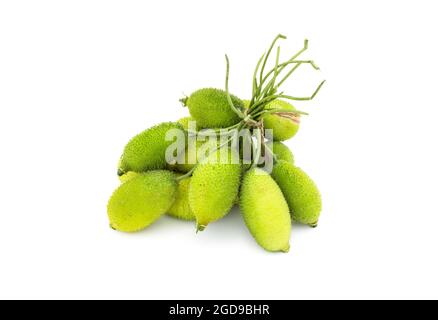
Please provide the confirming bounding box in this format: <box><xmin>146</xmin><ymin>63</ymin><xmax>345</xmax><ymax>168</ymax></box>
<box><xmin>252</xmin><ymin>53</ymin><xmax>265</xmax><ymax>103</ymax></box>
<box><xmin>225</xmin><ymin>55</ymin><xmax>245</xmax><ymax>119</ymax></box>
<box><xmin>259</xmin><ymin>34</ymin><xmax>286</xmax><ymax>87</ymax></box>
<box><xmin>269</xmin><ymin>46</ymin><xmax>281</xmax><ymax>96</ymax></box>
<box><xmin>249</xmin><ymin>94</ymin><xmax>284</xmax><ymax>115</ymax></box>
<box><xmin>215</xmin><ymin>36</ymin><xmax>325</xmax><ymax>176</ymax></box>
<box><xmin>274</xmin><ymin>60</ymin><xmax>320</xmax><ymax>90</ymax></box>
<box><xmin>176</xmin><ymin>168</ymin><xmax>196</xmax><ymax>181</ymax></box>
<box><xmin>258</xmin><ymin>39</ymin><xmax>309</xmax><ymax>93</ymax></box>
<box><xmin>279</xmin><ymin>80</ymin><xmax>326</xmax><ymax>101</ymax></box>
<box><xmin>275</xmin><ymin>62</ymin><xmax>302</xmax><ymax>88</ymax></box>
<box><xmin>263</xmin><ymin>142</ymin><xmax>278</xmax><ymax>163</ymax></box>
<box><xmin>292</xmin><ymin>60</ymin><xmax>320</xmax><ymax>70</ymax></box>
<box><xmin>258</xmin><ymin>46</ymin><xmax>281</xmax><ymax>102</ymax></box>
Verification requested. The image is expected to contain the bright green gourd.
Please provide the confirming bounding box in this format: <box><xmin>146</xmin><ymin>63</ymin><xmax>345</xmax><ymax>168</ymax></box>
<box><xmin>107</xmin><ymin>170</ymin><xmax>177</xmax><ymax>232</ymax></box>
<box><xmin>118</xmin><ymin>122</ymin><xmax>184</xmax><ymax>174</ymax></box>
<box><xmin>189</xmin><ymin>147</ymin><xmax>241</xmax><ymax>230</ymax></box>
<box><xmin>182</xmin><ymin>88</ymin><xmax>243</xmax><ymax>129</ymax></box>
<box><xmin>167</xmin><ymin>176</ymin><xmax>195</xmax><ymax>221</ymax></box>
<box><xmin>262</xmin><ymin>100</ymin><xmax>300</xmax><ymax>141</ymax></box>
<box><xmin>240</xmin><ymin>168</ymin><xmax>291</xmax><ymax>252</ymax></box>
<box><xmin>272</xmin><ymin>141</ymin><xmax>294</xmax><ymax>164</ymax></box>
<box><xmin>272</xmin><ymin>161</ymin><xmax>322</xmax><ymax>227</ymax></box>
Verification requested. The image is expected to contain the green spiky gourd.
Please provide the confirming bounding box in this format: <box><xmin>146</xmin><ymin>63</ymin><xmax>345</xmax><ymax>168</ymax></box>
<box><xmin>177</xmin><ymin>116</ymin><xmax>199</xmax><ymax>131</ymax></box>
<box><xmin>189</xmin><ymin>148</ymin><xmax>241</xmax><ymax>230</ymax></box>
<box><xmin>167</xmin><ymin>176</ymin><xmax>195</xmax><ymax>221</ymax></box>
<box><xmin>259</xmin><ymin>141</ymin><xmax>294</xmax><ymax>168</ymax></box>
<box><xmin>240</xmin><ymin>168</ymin><xmax>291</xmax><ymax>252</ymax></box>
<box><xmin>262</xmin><ymin>100</ymin><xmax>300</xmax><ymax>141</ymax></box>
<box><xmin>183</xmin><ymin>88</ymin><xmax>243</xmax><ymax>129</ymax></box>
<box><xmin>175</xmin><ymin>138</ymin><xmax>219</xmax><ymax>173</ymax></box>
<box><xmin>118</xmin><ymin>171</ymin><xmax>140</xmax><ymax>184</ymax></box>
<box><xmin>272</xmin><ymin>141</ymin><xmax>294</xmax><ymax>164</ymax></box>
<box><xmin>118</xmin><ymin>122</ymin><xmax>184</xmax><ymax>174</ymax></box>
<box><xmin>174</xmin><ymin>140</ymin><xmax>202</xmax><ymax>173</ymax></box>
<box><xmin>107</xmin><ymin>170</ymin><xmax>177</xmax><ymax>232</ymax></box>
<box><xmin>272</xmin><ymin>160</ymin><xmax>322</xmax><ymax>227</ymax></box>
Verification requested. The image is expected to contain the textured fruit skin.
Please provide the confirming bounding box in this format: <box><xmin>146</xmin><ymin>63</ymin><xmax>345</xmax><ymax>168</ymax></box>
<box><xmin>119</xmin><ymin>122</ymin><xmax>184</xmax><ymax>174</ymax></box>
<box><xmin>262</xmin><ymin>100</ymin><xmax>300</xmax><ymax>141</ymax></box>
<box><xmin>173</xmin><ymin>137</ymin><xmax>219</xmax><ymax>173</ymax></box>
<box><xmin>272</xmin><ymin>141</ymin><xmax>294</xmax><ymax>164</ymax></box>
<box><xmin>177</xmin><ymin>117</ymin><xmax>199</xmax><ymax>131</ymax></box>
<box><xmin>107</xmin><ymin>170</ymin><xmax>177</xmax><ymax>232</ymax></box>
<box><xmin>240</xmin><ymin>168</ymin><xmax>291</xmax><ymax>252</ymax></box>
<box><xmin>237</xmin><ymin>129</ymin><xmax>253</xmax><ymax>163</ymax></box>
<box><xmin>118</xmin><ymin>171</ymin><xmax>140</xmax><ymax>183</ymax></box>
<box><xmin>189</xmin><ymin>148</ymin><xmax>241</xmax><ymax>229</ymax></box>
<box><xmin>175</xmin><ymin>139</ymin><xmax>212</xmax><ymax>173</ymax></box>
<box><xmin>167</xmin><ymin>177</ymin><xmax>195</xmax><ymax>221</ymax></box>
<box><xmin>174</xmin><ymin>140</ymin><xmax>200</xmax><ymax>173</ymax></box>
<box><xmin>185</xmin><ymin>88</ymin><xmax>243</xmax><ymax>128</ymax></box>
<box><xmin>272</xmin><ymin>161</ymin><xmax>322</xmax><ymax>226</ymax></box>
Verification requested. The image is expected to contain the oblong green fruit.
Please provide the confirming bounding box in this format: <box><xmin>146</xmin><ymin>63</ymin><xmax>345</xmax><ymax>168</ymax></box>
<box><xmin>240</xmin><ymin>168</ymin><xmax>291</xmax><ymax>252</ymax></box>
<box><xmin>258</xmin><ymin>142</ymin><xmax>294</xmax><ymax>169</ymax></box>
<box><xmin>167</xmin><ymin>176</ymin><xmax>195</xmax><ymax>221</ymax></box>
<box><xmin>119</xmin><ymin>122</ymin><xmax>184</xmax><ymax>174</ymax></box>
<box><xmin>189</xmin><ymin>148</ymin><xmax>241</xmax><ymax>230</ymax></box>
<box><xmin>272</xmin><ymin>161</ymin><xmax>322</xmax><ymax>227</ymax></box>
<box><xmin>107</xmin><ymin>170</ymin><xmax>177</xmax><ymax>232</ymax></box>
<box><xmin>174</xmin><ymin>141</ymin><xmax>201</xmax><ymax>173</ymax></box>
<box><xmin>183</xmin><ymin>88</ymin><xmax>243</xmax><ymax>129</ymax></box>
<box><xmin>118</xmin><ymin>171</ymin><xmax>140</xmax><ymax>184</ymax></box>
<box><xmin>262</xmin><ymin>100</ymin><xmax>300</xmax><ymax>141</ymax></box>
<box><xmin>272</xmin><ymin>141</ymin><xmax>294</xmax><ymax>164</ymax></box>
<box><xmin>174</xmin><ymin>138</ymin><xmax>218</xmax><ymax>173</ymax></box>
<box><xmin>177</xmin><ymin>116</ymin><xmax>199</xmax><ymax>131</ymax></box>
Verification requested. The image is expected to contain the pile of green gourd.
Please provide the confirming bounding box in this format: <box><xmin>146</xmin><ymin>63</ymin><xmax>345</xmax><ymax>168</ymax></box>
<box><xmin>107</xmin><ymin>35</ymin><xmax>325</xmax><ymax>253</ymax></box>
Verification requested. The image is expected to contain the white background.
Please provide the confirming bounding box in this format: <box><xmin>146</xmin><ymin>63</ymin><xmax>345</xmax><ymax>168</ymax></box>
<box><xmin>1</xmin><ymin>0</ymin><xmax>437</xmax><ymax>300</ymax></box>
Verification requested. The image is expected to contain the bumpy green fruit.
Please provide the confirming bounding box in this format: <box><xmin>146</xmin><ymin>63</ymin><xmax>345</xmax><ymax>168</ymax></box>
<box><xmin>189</xmin><ymin>148</ymin><xmax>241</xmax><ymax>230</ymax></box>
<box><xmin>240</xmin><ymin>168</ymin><xmax>291</xmax><ymax>252</ymax></box>
<box><xmin>174</xmin><ymin>141</ymin><xmax>201</xmax><ymax>173</ymax></box>
<box><xmin>183</xmin><ymin>88</ymin><xmax>243</xmax><ymax>128</ymax></box>
<box><xmin>118</xmin><ymin>171</ymin><xmax>140</xmax><ymax>183</ymax></box>
<box><xmin>177</xmin><ymin>117</ymin><xmax>199</xmax><ymax>131</ymax></box>
<box><xmin>272</xmin><ymin>161</ymin><xmax>322</xmax><ymax>227</ymax></box>
<box><xmin>262</xmin><ymin>100</ymin><xmax>300</xmax><ymax>141</ymax></box>
<box><xmin>167</xmin><ymin>176</ymin><xmax>195</xmax><ymax>221</ymax></box>
<box><xmin>174</xmin><ymin>138</ymin><xmax>218</xmax><ymax>173</ymax></box>
<box><xmin>107</xmin><ymin>170</ymin><xmax>177</xmax><ymax>232</ymax></box>
<box><xmin>119</xmin><ymin>122</ymin><xmax>184</xmax><ymax>174</ymax></box>
<box><xmin>259</xmin><ymin>141</ymin><xmax>294</xmax><ymax>167</ymax></box>
<box><xmin>272</xmin><ymin>141</ymin><xmax>294</xmax><ymax>164</ymax></box>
